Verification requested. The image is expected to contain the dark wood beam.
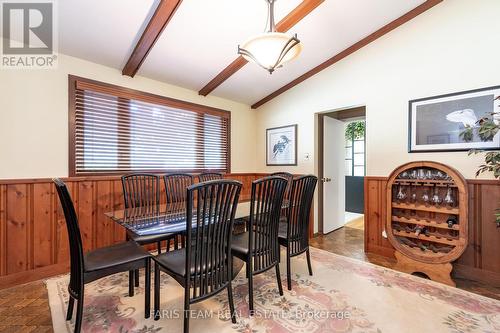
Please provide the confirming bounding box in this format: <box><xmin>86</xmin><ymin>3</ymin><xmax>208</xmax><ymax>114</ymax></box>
<box><xmin>198</xmin><ymin>0</ymin><xmax>324</xmax><ymax>96</ymax></box>
<box><xmin>122</xmin><ymin>0</ymin><xmax>183</xmax><ymax>77</ymax></box>
<box><xmin>251</xmin><ymin>0</ymin><xmax>443</xmax><ymax>109</ymax></box>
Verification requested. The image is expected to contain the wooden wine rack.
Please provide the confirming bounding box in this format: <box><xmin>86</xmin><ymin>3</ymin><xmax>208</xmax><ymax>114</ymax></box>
<box><xmin>386</xmin><ymin>161</ymin><xmax>468</xmax><ymax>286</ymax></box>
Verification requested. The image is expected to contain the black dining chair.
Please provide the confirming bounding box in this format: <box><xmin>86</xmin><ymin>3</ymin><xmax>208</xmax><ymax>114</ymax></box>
<box><xmin>278</xmin><ymin>175</ymin><xmax>318</xmax><ymax>290</ymax></box>
<box><xmin>122</xmin><ymin>173</ymin><xmax>178</xmax><ymax>293</ymax></box>
<box><xmin>164</xmin><ymin>173</ymin><xmax>194</xmax><ymax>204</ymax></box>
<box><xmin>164</xmin><ymin>173</ymin><xmax>194</xmax><ymax>248</ymax></box>
<box><xmin>53</xmin><ymin>178</ymin><xmax>151</xmax><ymax>333</ymax></box>
<box><xmin>198</xmin><ymin>172</ymin><xmax>223</xmax><ymax>182</ymax></box>
<box><xmin>153</xmin><ymin>179</ymin><xmax>242</xmax><ymax>333</ymax></box>
<box><xmin>231</xmin><ymin>176</ymin><xmax>288</xmax><ymax>313</ymax></box>
<box><xmin>270</xmin><ymin>172</ymin><xmax>293</xmax><ymax>198</ymax></box>
<box><xmin>270</xmin><ymin>172</ymin><xmax>293</xmax><ymax>221</ymax></box>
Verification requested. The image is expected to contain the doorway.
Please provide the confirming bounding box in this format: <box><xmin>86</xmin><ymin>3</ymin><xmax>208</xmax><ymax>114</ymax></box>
<box><xmin>317</xmin><ymin>106</ymin><xmax>366</xmax><ymax>237</ymax></box>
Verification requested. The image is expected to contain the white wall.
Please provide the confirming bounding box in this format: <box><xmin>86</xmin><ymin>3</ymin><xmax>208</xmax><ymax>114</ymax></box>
<box><xmin>0</xmin><ymin>0</ymin><xmax>498</xmax><ymax>187</ymax></box>
<box><xmin>256</xmin><ymin>0</ymin><xmax>500</xmax><ymax>180</ymax></box>
<box><xmin>0</xmin><ymin>54</ymin><xmax>256</xmax><ymax>179</ymax></box>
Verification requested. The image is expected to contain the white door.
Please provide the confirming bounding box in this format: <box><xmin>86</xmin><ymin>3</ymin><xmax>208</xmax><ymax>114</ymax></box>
<box><xmin>323</xmin><ymin>116</ymin><xmax>346</xmax><ymax>233</ymax></box>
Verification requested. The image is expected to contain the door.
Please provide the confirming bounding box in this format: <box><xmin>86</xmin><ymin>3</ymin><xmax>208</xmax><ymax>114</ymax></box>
<box><xmin>344</xmin><ymin>121</ymin><xmax>365</xmax><ymax>213</ymax></box>
<box><xmin>323</xmin><ymin>116</ymin><xmax>345</xmax><ymax>233</ymax></box>
<box><xmin>345</xmin><ymin>176</ymin><xmax>364</xmax><ymax>213</ymax></box>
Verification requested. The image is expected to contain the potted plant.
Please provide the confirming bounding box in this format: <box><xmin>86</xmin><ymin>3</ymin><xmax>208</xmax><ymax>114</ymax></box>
<box><xmin>345</xmin><ymin>121</ymin><xmax>365</xmax><ymax>141</ymax></box>
<box><xmin>460</xmin><ymin>96</ymin><xmax>500</xmax><ymax>227</ymax></box>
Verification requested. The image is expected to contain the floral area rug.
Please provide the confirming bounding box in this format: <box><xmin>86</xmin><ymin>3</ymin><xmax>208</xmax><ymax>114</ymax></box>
<box><xmin>46</xmin><ymin>247</ymin><xmax>500</xmax><ymax>333</ymax></box>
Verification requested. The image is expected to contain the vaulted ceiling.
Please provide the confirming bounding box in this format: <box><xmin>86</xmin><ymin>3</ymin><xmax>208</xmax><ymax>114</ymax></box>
<box><xmin>59</xmin><ymin>0</ymin><xmax>441</xmax><ymax>108</ymax></box>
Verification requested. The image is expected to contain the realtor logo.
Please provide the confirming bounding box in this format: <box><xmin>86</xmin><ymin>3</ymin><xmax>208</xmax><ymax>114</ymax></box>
<box><xmin>1</xmin><ymin>1</ymin><xmax>57</xmax><ymax>68</ymax></box>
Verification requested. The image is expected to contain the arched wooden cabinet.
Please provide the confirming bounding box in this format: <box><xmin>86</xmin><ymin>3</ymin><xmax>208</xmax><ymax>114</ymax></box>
<box><xmin>386</xmin><ymin>161</ymin><xmax>468</xmax><ymax>286</ymax></box>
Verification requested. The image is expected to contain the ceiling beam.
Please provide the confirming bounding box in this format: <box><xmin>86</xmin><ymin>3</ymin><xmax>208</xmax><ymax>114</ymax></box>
<box><xmin>198</xmin><ymin>0</ymin><xmax>324</xmax><ymax>97</ymax></box>
<box><xmin>122</xmin><ymin>0</ymin><xmax>183</xmax><ymax>77</ymax></box>
<box><xmin>251</xmin><ymin>0</ymin><xmax>443</xmax><ymax>109</ymax></box>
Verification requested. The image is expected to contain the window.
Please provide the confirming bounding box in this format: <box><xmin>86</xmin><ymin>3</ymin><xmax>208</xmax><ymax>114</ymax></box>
<box><xmin>69</xmin><ymin>76</ymin><xmax>230</xmax><ymax>176</ymax></box>
<box><xmin>344</xmin><ymin>120</ymin><xmax>365</xmax><ymax>176</ymax></box>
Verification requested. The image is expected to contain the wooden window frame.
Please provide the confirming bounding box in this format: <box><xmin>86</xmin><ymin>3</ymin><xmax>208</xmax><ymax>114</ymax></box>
<box><xmin>68</xmin><ymin>75</ymin><xmax>231</xmax><ymax>177</ymax></box>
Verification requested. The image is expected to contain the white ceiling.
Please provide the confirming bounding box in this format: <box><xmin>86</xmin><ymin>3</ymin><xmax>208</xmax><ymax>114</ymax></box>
<box><xmin>59</xmin><ymin>0</ymin><xmax>158</xmax><ymax>69</ymax></box>
<box><xmin>58</xmin><ymin>0</ymin><xmax>427</xmax><ymax>106</ymax></box>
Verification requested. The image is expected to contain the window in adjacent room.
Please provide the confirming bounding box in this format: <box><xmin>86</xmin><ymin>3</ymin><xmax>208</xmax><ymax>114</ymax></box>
<box><xmin>344</xmin><ymin>120</ymin><xmax>365</xmax><ymax>176</ymax></box>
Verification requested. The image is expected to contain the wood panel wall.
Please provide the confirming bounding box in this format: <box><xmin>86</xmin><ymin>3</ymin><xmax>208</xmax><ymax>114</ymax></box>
<box><xmin>0</xmin><ymin>173</ymin><xmax>260</xmax><ymax>289</ymax></box>
<box><xmin>2</xmin><ymin>174</ymin><xmax>495</xmax><ymax>288</ymax></box>
<box><xmin>364</xmin><ymin>177</ymin><xmax>395</xmax><ymax>258</ymax></box>
<box><xmin>364</xmin><ymin>176</ymin><xmax>500</xmax><ymax>285</ymax></box>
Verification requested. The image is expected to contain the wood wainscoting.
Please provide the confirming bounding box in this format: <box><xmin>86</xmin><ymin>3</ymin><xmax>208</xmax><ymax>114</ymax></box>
<box><xmin>0</xmin><ymin>173</ymin><xmax>261</xmax><ymax>289</ymax></box>
<box><xmin>2</xmin><ymin>173</ymin><xmax>494</xmax><ymax>288</ymax></box>
<box><xmin>364</xmin><ymin>176</ymin><xmax>500</xmax><ymax>285</ymax></box>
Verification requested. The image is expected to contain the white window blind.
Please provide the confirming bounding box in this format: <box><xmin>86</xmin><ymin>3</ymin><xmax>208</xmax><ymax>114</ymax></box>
<box><xmin>69</xmin><ymin>77</ymin><xmax>230</xmax><ymax>176</ymax></box>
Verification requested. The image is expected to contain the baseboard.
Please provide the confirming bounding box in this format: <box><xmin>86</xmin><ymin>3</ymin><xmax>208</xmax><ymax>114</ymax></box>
<box><xmin>453</xmin><ymin>264</ymin><xmax>500</xmax><ymax>286</ymax></box>
<box><xmin>365</xmin><ymin>244</ymin><xmax>395</xmax><ymax>258</ymax></box>
<box><xmin>0</xmin><ymin>263</ymin><xmax>69</xmax><ymax>290</ymax></box>
<box><xmin>365</xmin><ymin>246</ymin><xmax>500</xmax><ymax>286</ymax></box>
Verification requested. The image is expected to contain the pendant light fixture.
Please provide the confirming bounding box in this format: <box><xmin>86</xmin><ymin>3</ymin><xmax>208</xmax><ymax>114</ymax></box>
<box><xmin>238</xmin><ymin>0</ymin><xmax>302</xmax><ymax>74</ymax></box>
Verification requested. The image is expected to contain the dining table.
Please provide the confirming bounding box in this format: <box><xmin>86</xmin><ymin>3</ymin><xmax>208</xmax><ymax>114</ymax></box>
<box><xmin>105</xmin><ymin>201</ymin><xmax>255</xmax><ymax>236</ymax></box>
<box><xmin>104</xmin><ymin>200</ymin><xmax>260</xmax><ymax>278</ymax></box>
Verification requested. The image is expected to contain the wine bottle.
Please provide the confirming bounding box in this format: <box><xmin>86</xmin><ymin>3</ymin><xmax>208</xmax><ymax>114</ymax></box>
<box><xmin>415</xmin><ymin>224</ymin><xmax>425</xmax><ymax>236</ymax></box>
<box><xmin>446</xmin><ymin>216</ymin><xmax>458</xmax><ymax>228</ymax></box>
<box><xmin>429</xmin><ymin>244</ymin><xmax>453</xmax><ymax>253</ymax></box>
<box><xmin>418</xmin><ymin>243</ymin><xmax>428</xmax><ymax>251</ymax></box>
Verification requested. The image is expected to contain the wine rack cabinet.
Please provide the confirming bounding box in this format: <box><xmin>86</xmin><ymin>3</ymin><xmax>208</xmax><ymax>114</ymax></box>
<box><xmin>386</xmin><ymin>161</ymin><xmax>468</xmax><ymax>286</ymax></box>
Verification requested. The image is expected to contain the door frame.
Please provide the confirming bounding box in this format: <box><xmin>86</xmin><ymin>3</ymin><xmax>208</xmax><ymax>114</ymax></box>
<box><xmin>316</xmin><ymin>106</ymin><xmax>366</xmax><ymax>235</ymax></box>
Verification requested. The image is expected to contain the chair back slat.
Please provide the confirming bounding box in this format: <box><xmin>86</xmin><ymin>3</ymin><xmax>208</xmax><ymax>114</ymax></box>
<box><xmin>53</xmin><ymin>178</ymin><xmax>84</xmax><ymax>297</ymax></box>
<box><xmin>185</xmin><ymin>180</ymin><xmax>241</xmax><ymax>302</ymax></box>
<box><xmin>270</xmin><ymin>172</ymin><xmax>293</xmax><ymax>200</ymax></box>
<box><xmin>164</xmin><ymin>173</ymin><xmax>194</xmax><ymax>204</ymax></box>
<box><xmin>121</xmin><ymin>174</ymin><xmax>160</xmax><ymax>208</ymax></box>
<box><xmin>249</xmin><ymin>176</ymin><xmax>287</xmax><ymax>273</ymax></box>
<box><xmin>198</xmin><ymin>172</ymin><xmax>223</xmax><ymax>183</ymax></box>
<box><xmin>286</xmin><ymin>175</ymin><xmax>318</xmax><ymax>255</ymax></box>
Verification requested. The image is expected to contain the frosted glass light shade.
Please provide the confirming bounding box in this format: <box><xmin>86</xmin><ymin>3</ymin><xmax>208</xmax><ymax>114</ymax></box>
<box><xmin>239</xmin><ymin>32</ymin><xmax>302</xmax><ymax>73</ymax></box>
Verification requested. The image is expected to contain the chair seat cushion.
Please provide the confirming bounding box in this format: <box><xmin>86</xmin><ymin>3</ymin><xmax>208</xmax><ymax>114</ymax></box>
<box><xmin>232</xmin><ymin>231</ymin><xmax>281</xmax><ymax>260</ymax></box>
<box><xmin>154</xmin><ymin>248</ymin><xmax>226</xmax><ymax>277</ymax></box>
<box><xmin>127</xmin><ymin>230</ymin><xmax>176</xmax><ymax>245</ymax></box>
<box><xmin>84</xmin><ymin>241</ymin><xmax>150</xmax><ymax>272</ymax></box>
<box><xmin>231</xmin><ymin>232</ymin><xmax>250</xmax><ymax>257</ymax></box>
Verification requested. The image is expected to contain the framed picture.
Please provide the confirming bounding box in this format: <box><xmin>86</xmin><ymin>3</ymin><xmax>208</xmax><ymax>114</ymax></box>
<box><xmin>266</xmin><ymin>124</ymin><xmax>297</xmax><ymax>166</ymax></box>
<box><xmin>409</xmin><ymin>85</ymin><xmax>500</xmax><ymax>152</ymax></box>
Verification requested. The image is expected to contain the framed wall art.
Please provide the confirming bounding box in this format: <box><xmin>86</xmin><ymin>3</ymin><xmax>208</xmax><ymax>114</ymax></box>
<box><xmin>408</xmin><ymin>85</ymin><xmax>500</xmax><ymax>152</ymax></box>
<box><xmin>266</xmin><ymin>124</ymin><xmax>297</xmax><ymax>166</ymax></box>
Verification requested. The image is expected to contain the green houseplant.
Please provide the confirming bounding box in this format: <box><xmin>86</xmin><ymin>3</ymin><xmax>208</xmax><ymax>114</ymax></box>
<box><xmin>345</xmin><ymin>121</ymin><xmax>365</xmax><ymax>141</ymax></box>
<box><xmin>460</xmin><ymin>96</ymin><xmax>500</xmax><ymax>227</ymax></box>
